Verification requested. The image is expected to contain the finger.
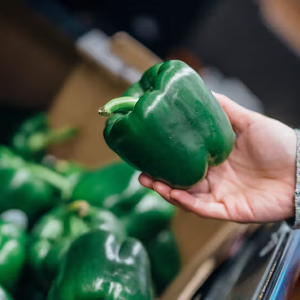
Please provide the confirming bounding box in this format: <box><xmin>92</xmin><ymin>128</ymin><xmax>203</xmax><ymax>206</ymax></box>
<box><xmin>152</xmin><ymin>182</ymin><xmax>190</xmax><ymax>212</ymax></box>
<box><xmin>212</xmin><ymin>92</ymin><xmax>254</xmax><ymax>134</ymax></box>
<box><xmin>139</xmin><ymin>173</ymin><xmax>154</xmax><ymax>189</ymax></box>
<box><xmin>170</xmin><ymin>190</ymin><xmax>230</xmax><ymax>220</ymax></box>
<box><xmin>153</xmin><ymin>181</ymin><xmax>172</xmax><ymax>201</ymax></box>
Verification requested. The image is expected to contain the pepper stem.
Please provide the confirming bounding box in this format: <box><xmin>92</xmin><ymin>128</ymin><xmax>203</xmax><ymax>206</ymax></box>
<box><xmin>67</xmin><ymin>200</ymin><xmax>90</xmax><ymax>218</ymax></box>
<box><xmin>98</xmin><ymin>97</ymin><xmax>139</xmax><ymax>117</ymax></box>
<box><xmin>27</xmin><ymin>127</ymin><xmax>77</xmax><ymax>152</ymax></box>
<box><xmin>27</xmin><ymin>163</ymin><xmax>73</xmax><ymax>200</ymax></box>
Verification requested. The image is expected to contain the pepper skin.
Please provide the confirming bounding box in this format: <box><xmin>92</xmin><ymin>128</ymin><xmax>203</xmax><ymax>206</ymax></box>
<box><xmin>49</xmin><ymin>159</ymin><xmax>84</xmax><ymax>179</ymax></box>
<box><xmin>99</xmin><ymin>60</ymin><xmax>234</xmax><ymax>189</ymax></box>
<box><xmin>72</xmin><ymin>161</ymin><xmax>175</xmax><ymax>240</ymax></box>
<box><xmin>145</xmin><ymin>229</ymin><xmax>181</xmax><ymax>295</ymax></box>
<box><xmin>119</xmin><ymin>190</ymin><xmax>176</xmax><ymax>241</ymax></box>
<box><xmin>0</xmin><ymin>284</ymin><xmax>12</xmax><ymax>300</ymax></box>
<box><xmin>0</xmin><ymin>157</ymin><xmax>71</xmax><ymax>223</ymax></box>
<box><xmin>11</xmin><ymin>113</ymin><xmax>77</xmax><ymax>162</ymax></box>
<box><xmin>0</xmin><ymin>220</ymin><xmax>26</xmax><ymax>294</ymax></box>
<box><xmin>0</xmin><ymin>146</ymin><xmax>24</xmax><ymax>170</ymax></box>
<box><xmin>28</xmin><ymin>201</ymin><xmax>126</xmax><ymax>291</ymax></box>
<box><xmin>71</xmin><ymin>161</ymin><xmax>142</xmax><ymax>208</ymax></box>
<box><xmin>47</xmin><ymin>230</ymin><xmax>153</xmax><ymax>300</ymax></box>
<box><xmin>42</xmin><ymin>155</ymin><xmax>85</xmax><ymax>189</ymax></box>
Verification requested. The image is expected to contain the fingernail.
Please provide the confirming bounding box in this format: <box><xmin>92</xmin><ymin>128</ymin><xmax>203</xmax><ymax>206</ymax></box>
<box><xmin>152</xmin><ymin>182</ymin><xmax>156</xmax><ymax>191</ymax></box>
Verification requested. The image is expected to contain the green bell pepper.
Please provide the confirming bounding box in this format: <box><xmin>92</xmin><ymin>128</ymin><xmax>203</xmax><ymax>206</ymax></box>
<box><xmin>0</xmin><ymin>220</ymin><xmax>26</xmax><ymax>294</ymax></box>
<box><xmin>72</xmin><ymin>161</ymin><xmax>141</xmax><ymax>207</ymax></box>
<box><xmin>0</xmin><ymin>146</ymin><xmax>24</xmax><ymax>170</ymax></box>
<box><xmin>11</xmin><ymin>113</ymin><xmax>77</xmax><ymax>161</ymax></box>
<box><xmin>72</xmin><ymin>161</ymin><xmax>175</xmax><ymax>240</ymax></box>
<box><xmin>0</xmin><ymin>149</ymin><xmax>72</xmax><ymax>223</ymax></box>
<box><xmin>48</xmin><ymin>159</ymin><xmax>84</xmax><ymax>178</ymax></box>
<box><xmin>29</xmin><ymin>200</ymin><xmax>126</xmax><ymax>291</ymax></box>
<box><xmin>145</xmin><ymin>229</ymin><xmax>181</xmax><ymax>295</ymax></box>
<box><xmin>119</xmin><ymin>190</ymin><xmax>175</xmax><ymax>241</ymax></box>
<box><xmin>47</xmin><ymin>230</ymin><xmax>153</xmax><ymax>300</ymax></box>
<box><xmin>98</xmin><ymin>60</ymin><xmax>234</xmax><ymax>189</ymax></box>
<box><xmin>0</xmin><ymin>284</ymin><xmax>12</xmax><ymax>300</ymax></box>
<box><xmin>42</xmin><ymin>155</ymin><xmax>85</xmax><ymax>188</ymax></box>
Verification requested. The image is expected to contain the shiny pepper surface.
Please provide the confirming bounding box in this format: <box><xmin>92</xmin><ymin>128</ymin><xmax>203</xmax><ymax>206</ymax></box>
<box><xmin>0</xmin><ymin>284</ymin><xmax>12</xmax><ymax>300</ymax></box>
<box><xmin>71</xmin><ymin>161</ymin><xmax>140</xmax><ymax>207</ymax></box>
<box><xmin>145</xmin><ymin>229</ymin><xmax>181</xmax><ymax>294</ymax></box>
<box><xmin>99</xmin><ymin>60</ymin><xmax>234</xmax><ymax>189</ymax></box>
<box><xmin>0</xmin><ymin>151</ymin><xmax>71</xmax><ymax>222</ymax></box>
<box><xmin>47</xmin><ymin>230</ymin><xmax>153</xmax><ymax>300</ymax></box>
<box><xmin>119</xmin><ymin>190</ymin><xmax>175</xmax><ymax>241</ymax></box>
<box><xmin>29</xmin><ymin>201</ymin><xmax>126</xmax><ymax>291</ymax></box>
<box><xmin>0</xmin><ymin>146</ymin><xmax>24</xmax><ymax>170</ymax></box>
<box><xmin>0</xmin><ymin>220</ymin><xmax>26</xmax><ymax>293</ymax></box>
<box><xmin>72</xmin><ymin>161</ymin><xmax>175</xmax><ymax>240</ymax></box>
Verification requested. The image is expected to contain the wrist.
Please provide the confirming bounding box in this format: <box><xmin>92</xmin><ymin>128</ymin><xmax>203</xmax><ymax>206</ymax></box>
<box><xmin>286</xmin><ymin>129</ymin><xmax>300</xmax><ymax>229</ymax></box>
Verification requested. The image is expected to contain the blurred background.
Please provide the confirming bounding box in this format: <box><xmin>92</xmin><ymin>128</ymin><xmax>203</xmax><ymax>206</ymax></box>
<box><xmin>1</xmin><ymin>0</ymin><xmax>300</xmax><ymax>144</ymax></box>
<box><xmin>0</xmin><ymin>0</ymin><xmax>300</xmax><ymax>132</ymax></box>
<box><xmin>2</xmin><ymin>1</ymin><xmax>300</xmax><ymax>298</ymax></box>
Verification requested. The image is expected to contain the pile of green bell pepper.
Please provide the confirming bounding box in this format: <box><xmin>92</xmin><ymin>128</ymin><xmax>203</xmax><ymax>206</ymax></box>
<box><xmin>72</xmin><ymin>161</ymin><xmax>180</xmax><ymax>294</ymax></box>
<box><xmin>0</xmin><ymin>144</ymin><xmax>181</xmax><ymax>299</ymax></box>
<box><xmin>28</xmin><ymin>200</ymin><xmax>126</xmax><ymax>291</ymax></box>
<box><xmin>73</xmin><ymin>161</ymin><xmax>176</xmax><ymax>240</ymax></box>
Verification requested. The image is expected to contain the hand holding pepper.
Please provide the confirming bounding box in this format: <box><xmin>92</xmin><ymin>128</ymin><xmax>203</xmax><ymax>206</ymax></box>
<box><xmin>140</xmin><ymin>93</ymin><xmax>297</xmax><ymax>224</ymax></box>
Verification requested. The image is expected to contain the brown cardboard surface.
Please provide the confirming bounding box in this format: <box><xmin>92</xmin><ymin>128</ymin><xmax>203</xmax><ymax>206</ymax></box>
<box><xmin>48</xmin><ymin>60</ymin><xmax>129</xmax><ymax>167</ymax></box>
<box><xmin>171</xmin><ymin>211</ymin><xmax>225</xmax><ymax>266</ymax></box>
<box><xmin>110</xmin><ymin>31</ymin><xmax>163</xmax><ymax>73</ymax></box>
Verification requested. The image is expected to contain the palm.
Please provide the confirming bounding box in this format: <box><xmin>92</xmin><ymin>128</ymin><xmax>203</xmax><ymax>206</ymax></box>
<box><xmin>139</xmin><ymin>93</ymin><xmax>297</xmax><ymax>223</ymax></box>
<box><xmin>188</xmin><ymin>116</ymin><xmax>296</xmax><ymax>222</ymax></box>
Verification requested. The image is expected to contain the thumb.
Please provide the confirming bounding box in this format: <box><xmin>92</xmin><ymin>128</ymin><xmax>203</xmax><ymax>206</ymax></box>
<box><xmin>212</xmin><ymin>92</ymin><xmax>255</xmax><ymax>134</ymax></box>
